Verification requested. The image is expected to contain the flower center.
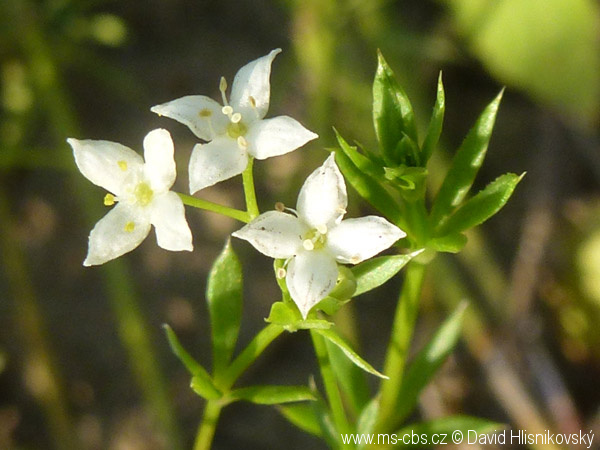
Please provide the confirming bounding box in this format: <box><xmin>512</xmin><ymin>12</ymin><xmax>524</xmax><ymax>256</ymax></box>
<box><xmin>302</xmin><ymin>225</ymin><xmax>327</xmax><ymax>251</ymax></box>
<box><xmin>133</xmin><ymin>182</ymin><xmax>154</xmax><ymax>207</ymax></box>
<box><xmin>226</xmin><ymin>120</ymin><xmax>248</xmax><ymax>139</ymax></box>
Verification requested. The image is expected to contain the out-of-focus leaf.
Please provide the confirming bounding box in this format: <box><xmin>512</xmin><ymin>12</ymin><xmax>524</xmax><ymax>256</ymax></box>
<box><xmin>421</xmin><ymin>72</ymin><xmax>445</xmax><ymax>164</ymax></box>
<box><xmin>356</xmin><ymin>398</ymin><xmax>379</xmax><ymax>450</ymax></box>
<box><xmin>334</xmin><ymin>149</ymin><xmax>405</xmax><ymax>229</ymax></box>
<box><xmin>437</xmin><ymin>173</ymin><xmax>524</xmax><ymax>235</ymax></box>
<box><xmin>315</xmin><ymin>329</ymin><xmax>388</xmax><ymax>379</ymax></box>
<box><xmin>352</xmin><ymin>252</ymin><xmax>422</xmax><ymax>297</ymax></box>
<box><xmin>326</xmin><ymin>339</ymin><xmax>370</xmax><ymax>414</ymax></box>
<box><xmin>309</xmin><ymin>378</ymin><xmax>339</xmax><ymax>448</ymax></box>
<box><xmin>277</xmin><ymin>403</ymin><xmax>323</xmax><ymax>437</ymax></box>
<box><xmin>207</xmin><ymin>239</ymin><xmax>243</xmax><ymax>377</ymax></box>
<box><xmin>373</xmin><ymin>50</ymin><xmax>419</xmax><ymax>166</ymax></box>
<box><xmin>393</xmin><ymin>303</ymin><xmax>467</xmax><ymax>424</ymax></box>
<box><xmin>445</xmin><ymin>0</ymin><xmax>600</xmax><ymax>126</ymax></box>
<box><xmin>228</xmin><ymin>385</ymin><xmax>316</xmax><ymax>405</ymax></box>
<box><xmin>427</xmin><ymin>233</ymin><xmax>468</xmax><ymax>254</ymax></box>
<box><xmin>395</xmin><ymin>415</ymin><xmax>505</xmax><ymax>448</ymax></box>
<box><xmin>430</xmin><ymin>91</ymin><xmax>503</xmax><ymax>226</ymax></box>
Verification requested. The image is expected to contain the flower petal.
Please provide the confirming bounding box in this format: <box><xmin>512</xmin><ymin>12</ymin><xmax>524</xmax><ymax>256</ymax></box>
<box><xmin>151</xmin><ymin>95</ymin><xmax>228</xmax><ymax>141</ymax></box>
<box><xmin>83</xmin><ymin>203</ymin><xmax>151</xmax><ymax>266</ymax></box>
<box><xmin>68</xmin><ymin>138</ymin><xmax>143</xmax><ymax>195</ymax></box>
<box><xmin>230</xmin><ymin>49</ymin><xmax>281</xmax><ymax>120</ymax></box>
<box><xmin>297</xmin><ymin>153</ymin><xmax>348</xmax><ymax>229</ymax></box>
<box><xmin>188</xmin><ymin>136</ymin><xmax>249</xmax><ymax>193</ymax></box>
<box><xmin>245</xmin><ymin>116</ymin><xmax>318</xmax><ymax>160</ymax></box>
<box><xmin>232</xmin><ymin>211</ymin><xmax>307</xmax><ymax>259</ymax></box>
<box><xmin>150</xmin><ymin>191</ymin><xmax>193</xmax><ymax>252</ymax></box>
<box><xmin>286</xmin><ymin>250</ymin><xmax>338</xmax><ymax>319</ymax></box>
<box><xmin>143</xmin><ymin>128</ymin><xmax>176</xmax><ymax>193</ymax></box>
<box><xmin>327</xmin><ymin>216</ymin><xmax>406</xmax><ymax>264</ymax></box>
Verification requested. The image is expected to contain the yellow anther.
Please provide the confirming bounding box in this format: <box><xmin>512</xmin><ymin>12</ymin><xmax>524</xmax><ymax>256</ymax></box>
<box><xmin>199</xmin><ymin>108</ymin><xmax>212</xmax><ymax>117</ymax></box>
<box><xmin>222</xmin><ymin>105</ymin><xmax>233</xmax><ymax>116</ymax></box>
<box><xmin>124</xmin><ymin>221</ymin><xmax>135</xmax><ymax>232</ymax></box>
<box><xmin>237</xmin><ymin>136</ymin><xmax>248</xmax><ymax>149</ymax></box>
<box><xmin>276</xmin><ymin>267</ymin><xmax>287</xmax><ymax>279</ymax></box>
<box><xmin>274</xmin><ymin>202</ymin><xmax>285</xmax><ymax>212</ymax></box>
<box><xmin>103</xmin><ymin>193</ymin><xmax>116</xmax><ymax>206</ymax></box>
<box><xmin>231</xmin><ymin>112</ymin><xmax>242</xmax><ymax>123</ymax></box>
<box><xmin>117</xmin><ymin>160</ymin><xmax>128</xmax><ymax>171</ymax></box>
<box><xmin>219</xmin><ymin>76</ymin><xmax>228</xmax><ymax>93</ymax></box>
<box><xmin>316</xmin><ymin>224</ymin><xmax>328</xmax><ymax>234</ymax></box>
<box><xmin>303</xmin><ymin>239</ymin><xmax>315</xmax><ymax>251</ymax></box>
<box><xmin>249</xmin><ymin>96</ymin><xmax>256</xmax><ymax>108</ymax></box>
<box><xmin>350</xmin><ymin>256</ymin><xmax>361</xmax><ymax>264</ymax></box>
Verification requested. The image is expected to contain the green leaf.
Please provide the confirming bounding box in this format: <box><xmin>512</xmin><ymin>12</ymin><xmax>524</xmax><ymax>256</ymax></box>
<box><xmin>395</xmin><ymin>415</ymin><xmax>505</xmax><ymax>448</ymax></box>
<box><xmin>190</xmin><ymin>374</ymin><xmax>222</xmax><ymax>400</ymax></box>
<box><xmin>356</xmin><ymin>398</ymin><xmax>380</xmax><ymax>449</ymax></box>
<box><xmin>163</xmin><ymin>325</ymin><xmax>222</xmax><ymax>400</ymax></box>
<box><xmin>228</xmin><ymin>385</ymin><xmax>316</xmax><ymax>405</ymax></box>
<box><xmin>326</xmin><ymin>339</ymin><xmax>370</xmax><ymax>414</ymax></box>
<box><xmin>430</xmin><ymin>91</ymin><xmax>503</xmax><ymax>226</ymax></box>
<box><xmin>393</xmin><ymin>303</ymin><xmax>468</xmax><ymax>424</ymax></box>
<box><xmin>421</xmin><ymin>72</ymin><xmax>445</xmax><ymax>164</ymax></box>
<box><xmin>373</xmin><ymin>50</ymin><xmax>419</xmax><ymax>166</ymax></box>
<box><xmin>437</xmin><ymin>173</ymin><xmax>524</xmax><ymax>235</ymax></box>
<box><xmin>333</xmin><ymin>149</ymin><xmax>405</xmax><ymax>229</ymax></box>
<box><xmin>334</xmin><ymin>129</ymin><xmax>385</xmax><ymax>179</ymax></box>
<box><xmin>315</xmin><ymin>328</ymin><xmax>388</xmax><ymax>379</ymax></box>
<box><xmin>427</xmin><ymin>233</ymin><xmax>468</xmax><ymax>254</ymax></box>
<box><xmin>352</xmin><ymin>252</ymin><xmax>422</xmax><ymax>297</ymax></box>
<box><xmin>309</xmin><ymin>379</ymin><xmax>340</xmax><ymax>448</ymax></box>
<box><xmin>207</xmin><ymin>238</ymin><xmax>243</xmax><ymax>377</ymax></box>
<box><xmin>277</xmin><ymin>404</ymin><xmax>323</xmax><ymax>437</ymax></box>
<box><xmin>266</xmin><ymin>302</ymin><xmax>333</xmax><ymax>332</ymax></box>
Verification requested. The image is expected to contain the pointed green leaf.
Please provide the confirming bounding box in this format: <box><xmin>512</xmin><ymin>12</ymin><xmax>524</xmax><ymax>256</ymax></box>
<box><xmin>266</xmin><ymin>302</ymin><xmax>333</xmax><ymax>332</ymax></box>
<box><xmin>430</xmin><ymin>91</ymin><xmax>503</xmax><ymax>226</ymax></box>
<box><xmin>277</xmin><ymin>403</ymin><xmax>323</xmax><ymax>437</ymax></box>
<box><xmin>315</xmin><ymin>328</ymin><xmax>388</xmax><ymax>379</ymax></box>
<box><xmin>394</xmin><ymin>303</ymin><xmax>468</xmax><ymax>424</ymax></box>
<box><xmin>356</xmin><ymin>398</ymin><xmax>380</xmax><ymax>450</ymax></box>
<box><xmin>207</xmin><ymin>238</ymin><xmax>243</xmax><ymax>377</ymax></box>
<box><xmin>309</xmin><ymin>378</ymin><xmax>340</xmax><ymax>448</ymax></box>
<box><xmin>395</xmin><ymin>415</ymin><xmax>505</xmax><ymax>448</ymax></box>
<box><xmin>334</xmin><ymin>149</ymin><xmax>405</xmax><ymax>228</ymax></box>
<box><xmin>334</xmin><ymin>129</ymin><xmax>385</xmax><ymax>179</ymax></box>
<box><xmin>326</xmin><ymin>339</ymin><xmax>370</xmax><ymax>414</ymax></box>
<box><xmin>437</xmin><ymin>173</ymin><xmax>524</xmax><ymax>235</ymax></box>
<box><xmin>421</xmin><ymin>72</ymin><xmax>445</xmax><ymax>164</ymax></box>
<box><xmin>190</xmin><ymin>374</ymin><xmax>222</xmax><ymax>400</ymax></box>
<box><xmin>352</xmin><ymin>252</ymin><xmax>422</xmax><ymax>297</ymax></box>
<box><xmin>373</xmin><ymin>50</ymin><xmax>419</xmax><ymax>166</ymax></box>
<box><xmin>228</xmin><ymin>385</ymin><xmax>316</xmax><ymax>405</ymax></box>
<box><xmin>427</xmin><ymin>233</ymin><xmax>468</xmax><ymax>254</ymax></box>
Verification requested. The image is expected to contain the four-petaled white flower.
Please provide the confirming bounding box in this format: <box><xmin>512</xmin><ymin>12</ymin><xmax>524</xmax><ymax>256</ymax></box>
<box><xmin>233</xmin><ymin>154</ymin><xmax>406</xmax><ymax>318</ymax></box>
<box><xmin>68</xmin><ymin>129</ymin><xmax>193</xmax><ymax>266</ymax></box>
<box><xmin>151</xmin><ymin>49</ymin><xmax>318</xmax><ymax>194</ymax></box>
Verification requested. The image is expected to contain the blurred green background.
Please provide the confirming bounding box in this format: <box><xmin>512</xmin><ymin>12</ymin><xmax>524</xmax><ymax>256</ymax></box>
<box><xmin>1</xmin><ymin>0</ymin><xmax>599</xmax><ymax>448</ymax></box>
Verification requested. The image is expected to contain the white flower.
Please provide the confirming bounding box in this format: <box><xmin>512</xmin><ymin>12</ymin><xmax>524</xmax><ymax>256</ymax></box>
<box><xmin>67</xmin><ymin>129</ymin><xmax>193</xmax><ymax>266</ymax></box>
<box><xmin>151</xmin><ymin>49</ymin><xmax>318</xmax><ymax>194</ymax></box>
<box><xmin>233</xmin><ymin>154</ymin><xmax>406</xmax><ymax>318</ymax></box>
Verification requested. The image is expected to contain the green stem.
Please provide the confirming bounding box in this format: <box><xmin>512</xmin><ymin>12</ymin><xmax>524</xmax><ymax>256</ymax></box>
<box><xmin>242</xmin><ymin>157</ymin><xmax>260</xmax><ymax>219</ymax></box>
<box><xmin>178</xmin><ymin>193</ymin><xmax>250</xmax><ymax>223</ymax></box>
<box><xmin>310</xmin><ymin>330</ymin><xmax>352</xmax><ymax>447</ymax></box>
<box><xmin>376</xmin><ymin>261</ymin><xmax>426</xmax><ymax>432</ymax></box>
<box><xmin>193</xmin><ymin>401</ymin><xmax>222</xmax><ymax>450</ymax></box>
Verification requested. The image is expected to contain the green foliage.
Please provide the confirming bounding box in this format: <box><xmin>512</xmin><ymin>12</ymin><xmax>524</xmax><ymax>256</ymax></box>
<box><xmin>207</xmin><ymin>239</ymin><xmax>243</xmax><ymax>377</ymax></box>
<box><xmin>395</xmin><ymin>415</ymin><xmax>505</xmax><ymax>448</ymax></box>
<box><xmin>326</xmin><ymin>340</ymin><xmax>370</xmax><ymax>414</ymax></box>
<box><xmin>352</xmin><ymin>252</ymin><xmax>422</xmax><ymax>297</ymax></box>
<box><xmin>227</xmin><ymin>385</ymin><xmax>316</xmax><ymax>405</ymax></box>
<box><xmin>356</xmin><ymin>398</ymin><xmax>380</xmax><ymax>449</ymax></box>
<box><xmin>420</xmin><ymin>72</ymin><xmax>445</xmax><ymax>164</ymax></box>
<box><xmin>277</xmin><ymin>404</ymin><xmax>323</xmax><ymax>437</ymax></box>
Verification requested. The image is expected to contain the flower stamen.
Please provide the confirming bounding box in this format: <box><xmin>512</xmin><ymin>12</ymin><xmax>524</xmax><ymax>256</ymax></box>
<box><xmin>219</xmin><ymin>76</ymin><xmax>229</xmax><ymax>106</ymax></box>
<box><xmin>124</xmin><ymin>221</ymin><xmax>135</xmax><ymax>233</ymax></box>
<box><xmin>104</xmin><ymin>193</ymin><xmax>116</xmax><ymax>206</ymax></box>
<box><xmin>117</xmin><ymin>160</ymin><xmax>128</xmax><ymax>171</ymax></box>
<box><xmin>237</xmin><ymin>136</ymin><xmax>248</xmax><ymax>150</ymax></box>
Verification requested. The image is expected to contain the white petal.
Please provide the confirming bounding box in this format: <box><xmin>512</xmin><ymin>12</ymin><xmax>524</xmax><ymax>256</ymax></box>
<box><xmin>230</xmin><ymin>49</ymin><xmax>281</xmax><ymax>120</ymax></box>
<box><xmin>143</xmin><ymin>128</ymin><xmax>176</xmax><ymax>193</ymax></box>
<box><xmin>188</xmin><ymin>137</ymin><xmax>249</xmax><ymax>193</ymax></box>
<box><xmin>83</xmin><ymin>203</ymin><xmax>151</xmax><ymax>266</ymax></box>
<box><xmin>286</xmin><ymin>250</ymin><xmax>338</xmax><ymax>319</ymax></box>
<box><xmin>151</xmin><ymin>95</ymin><xmax>228</xmax><ymax>141</ymax></box>
<box><xmin>68</xmin><ymin>138</ymin><xmax>143</xmax><ymax>195</ymax></box>
<box><xmin>297</xmin><ymin>153</ymin><xmax>348</xmax><ymax>229</ymax></box>
<box><xmin>245</xmin><ymin>116</ymin><xmax>318</xmax><ymax>160</ymax></box>
<box><xmin>150</xmin><ymin>191</ymin><xmax>193</xmax><ymax>251</ymax></box>
<box><xmin>327</xmin><ymin>216</ymin><xmax>406</xmax><ymax>264</ymax></box>
<box><xmin>232</xmin><ymin>211</ymin><xmax>307</xmax><ymax>259</ymax></box>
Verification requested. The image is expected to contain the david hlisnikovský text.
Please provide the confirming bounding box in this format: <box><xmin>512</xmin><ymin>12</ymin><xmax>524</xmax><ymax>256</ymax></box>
<box><xmin>467</xmin><ymin>429</ymin><xmax>595</xmax><ymax>448</ymax></box>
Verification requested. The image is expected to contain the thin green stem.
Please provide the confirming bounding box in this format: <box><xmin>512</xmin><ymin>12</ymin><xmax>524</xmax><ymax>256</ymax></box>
<box><xmin>178</xmin><ymin>193</ymin><xmax>250</xmax><ymax>223</ymax></box>
<box><xmin>193</xmin><ymin>401</ymin><xmax>222</xmax><ymax>450</ymax></box>
<box><xmin>310</xmin><ymin>330</ymin><xmax>352</xmax><ymax>447</ymax></box>
<box><xmin>242</xmin><ymin>157</ymin><xmax>260</xmax><ymax>219</ymax></box>
<box><xmin>376</xmin><ymin>261</ymin><xmax>426</xmax><ymax>432</ymax></box>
